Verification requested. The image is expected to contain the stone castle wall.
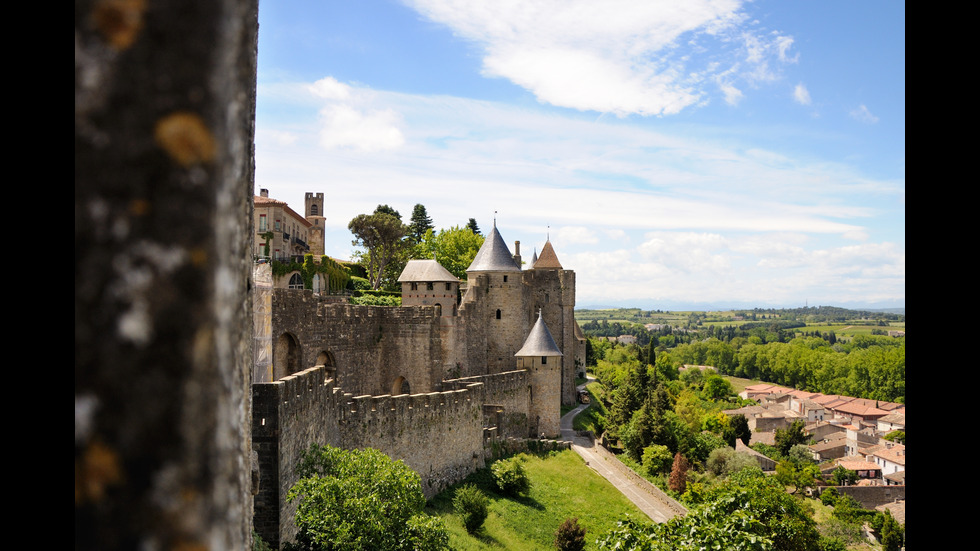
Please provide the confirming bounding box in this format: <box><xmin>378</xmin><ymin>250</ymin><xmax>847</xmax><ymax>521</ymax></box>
<box><xmin>443</xmin><ymin>370</ymin><xmax>531</xmax><ymax>439</ymax></box>
<box><xmin>252</xmin><ymin>365</ymin><xmax>485</xmax><ymax>547</ymax></box>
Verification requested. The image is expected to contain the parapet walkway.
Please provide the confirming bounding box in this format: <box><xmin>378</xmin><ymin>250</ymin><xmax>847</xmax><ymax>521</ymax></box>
<box><xmin>559</xmin><ymin>379</ymin><xmax>686</xmax><ymax>524</ymax></box>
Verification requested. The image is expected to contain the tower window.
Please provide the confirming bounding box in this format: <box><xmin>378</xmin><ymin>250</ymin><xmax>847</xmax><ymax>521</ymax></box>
<box><xmin>496</xmin><ymin>309</ymin><xmax>501</xmax><ymax>320</ymax></box>
<box><xmin>310</xmin><ymin>204</ymin><xmax>318</xmax><ymax>216</ymax></box>
<box><xmin>410</xmin><ymin>283</ymin><xmax>418</xmax><ymax>290</ymax></box>
<box><xmin>503</xmin><ymin>275</ymin><xmax>508</xmax><ymax>283</ymax></box>
<box><xmin>427</xmin><ymin>282</ymin><xmax>434</xmax><ymax>291</ymax></box>
<box><xmin>541</xmin><ymin>356</ymin><xmax>547</xmax><ymax>364</ymax></box>
<box><xmin>445</xmin><ymin>283</ymin><xmax>451</xmax><ymax>291</ymax></box>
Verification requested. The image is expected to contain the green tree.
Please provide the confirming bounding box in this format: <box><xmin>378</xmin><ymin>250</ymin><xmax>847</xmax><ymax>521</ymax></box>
<box><xmin>830</xmin><ymin>466</ymin><xmax>858</xmax><ymax>486</ymax></box>
<box><xmin>641</xmin><ymin>444</ymin><xmax>673</xmax><ymax>475</ymax></box>
<box><xmin>879</xmin><ymin>510</ymin><xmax>904</xmax><ymax>551</ymax></box>
<box><xmin>775</xmin><ymin>420</ymin><xmax>810</xmax><ymax>456</ymax></box>
<box><xmin>285</xmin><ymin>444</ymin><xmax>448</xmax><ymax>551</ymax></box>
<box><xmin>728</xmin><ymin>414</ymin><xmax>751</xmax><ymax>447</ymax></box>
<box><xmin>412</xmin><ymin>225</ymin><xmax>485</xmax><ymax>280</ymax></box>
<box><xmin>466</xmin><ymin>218</ymin><xmax>481</xmax><ymax>235</ymax></box>
<box><xmin>409</xmin><ymin>204</ymin><xmax>434</xmax><ymax>243</ymax></box>
<box><xmin>491</xmin><ymin>456</ymin><xmax>531</xmax><ymax>497</ymax></box>
<box><xmin>349</xmin><ymin>207</ymin><xmax>410</xmax><ymax>290</ymax></box>
<box><xmin>701</xmin><ymin>374</ymin><xmax>733</xmax><ymax>401</ymax></box>
<box><xmin>453</xmin><ymin>484</ymin><xmax>488</xmax><ymax>534</ymax></box>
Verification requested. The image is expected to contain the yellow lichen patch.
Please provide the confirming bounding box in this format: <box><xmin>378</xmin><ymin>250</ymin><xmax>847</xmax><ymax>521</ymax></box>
<box><xmin>75</xmin><ymin>441</ymin><xmax>123</xmax><ymax>504</ymax></box>
<box><xmin>172</xmin><ymin>542</ymin><xmax>208</xmax><ymax>551</ymax></box>
<box><xmin>154</xmin><ymin>113</ymin><xmax>216</xmax><ymax>167</ymax></box>
<box><xmin>189</xmin><ymin>248</ymin><xmax>208</xmax><ymax>266</ymax></box>
<box><xmin>129</xmin><ymin>198</ymin><xmax>150</xmax><ymax>216</ymax></box>
<box><xmin>92</xmin><ymin>0</ymin><xmax>146</xmax><ymax>50</ymax></box>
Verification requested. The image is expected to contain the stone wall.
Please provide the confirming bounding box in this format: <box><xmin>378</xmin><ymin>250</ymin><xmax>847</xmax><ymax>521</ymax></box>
<box><xmin>253</xmin><ymin>365</ymin><xmax>485</xmax><ymax>548</ymax></box>
<box><xmin>829</xmin><ymin>485</ymin><xmax>907</xmax><ymax>510</ymax></box>
<box><xmin>268</xmin><ymin>291</ymin><xmax>449</xmax><ymax>395</ymax></box>
<box><xmin>444</xmin><ymin>370</ymin><xmax>532</xmax><ymax>439</ymax></box>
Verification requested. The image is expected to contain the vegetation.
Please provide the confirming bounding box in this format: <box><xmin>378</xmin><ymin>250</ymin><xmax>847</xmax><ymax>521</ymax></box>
<box><xmin>409</xmin><ymin>203</ymin><xmax>435</xmax><ymax>243</ymax></box>
<box><xmin>491</xmin><ymin>456</ymin><xmax>532</xmax><ymax>497</ymax></box>
<box><xmin>453</xmin><ymin>484</ymin><xmax>489</xmax><ymax>534</ymax></box>
<box><xmin>426</xmin><ymin>450</ymin><xmax>642</xmax><ymax>551</ymax></box>
<box><xmin>285</xmin><ymin>444</ymin><xmax>448</xmax><ymax>550</ymax></box>
<box><xmin>553</xmin><ymin>518</ymin><xmax>586</xmax><ymax>551</ymax></box>
<box><xmin>349</xmin><ymin>205</ymin><xmax>411</xmax><ymax>290</ymax></box>
<box><xmin>271</xmin><ymin>255</ymin><xmax>351</xmax><ymax>291</ymax></box>
<box><xmin>412</xmin><ymin>225</ymin><xmax>485</xmax><ymax>280</ymax></box>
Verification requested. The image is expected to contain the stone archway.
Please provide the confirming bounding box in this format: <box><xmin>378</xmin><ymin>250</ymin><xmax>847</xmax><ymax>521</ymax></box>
<box><xmin>391</xmin><ymin>376</ymin><xmax>411</xmax><ymax>396</ymax></box>
<box><xmin>273</xmin><ymin>332</ymin><xmax>301</xmax><ymax>380</ymax></box>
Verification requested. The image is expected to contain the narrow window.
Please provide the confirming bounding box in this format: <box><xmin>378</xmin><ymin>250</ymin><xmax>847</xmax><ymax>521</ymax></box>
<box><xmin>445</xmin><ymin>283</ymin><xmax>451</xmax><ymax>291</ymax></box>
<box><xmin>259</xmin><ymin>214</ymin><xmax>267</xmax><ymax>231</ymax></box>
<box><xmin>410</xmin><ymin>283</ymin><xmax>418</xmax><ymax>291</ymax></box>
<box><xmin>427</xmin><ymin>282</ymin><xmax>434</xmax><ymax>291</ymax></box>
<box><xmin>496</xmin><ymin>309</ymin><xmax>501</xmax><ymax>320</ymax></box>
<box><xmin>310</xmin><ymin>204</ymin><xmax>318</xmax><ymax>216</ymax></box>
<box><xmin>503</xmin><ymin>275</ymin><xmax>508</xmax><ymax>282</ymax></box>
<box><xmin>541</xmin><ymin>356</ymin><xmax>547</xmax><ymax>364</ymax></box>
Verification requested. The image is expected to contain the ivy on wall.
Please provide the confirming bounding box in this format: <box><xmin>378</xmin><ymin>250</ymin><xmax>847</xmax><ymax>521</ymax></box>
<box><xmin>271</xmin><ymin>255</ymin><xmax>351</xmax><ymax>291</ymax></box>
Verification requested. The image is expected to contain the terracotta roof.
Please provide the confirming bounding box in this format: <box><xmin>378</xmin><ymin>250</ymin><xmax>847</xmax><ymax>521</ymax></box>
<box><xmin>466</xmin><ymin>223</ymin><xmax>520</xmax><ymax>272</ymax></box>
<box><xmin>397</xmin><ymin>259</ymin><xmax>459</xmax><ymax>282</ymax></box>
<box><xmin>532</xmin><ymin>240</ymin><xmax>563</xmax><ymax>269</ymax></box>
<box><xmin>254</xmin><ymin>195</ymin><xmax>312</xmax><ymax>227</ymax></box>
<box><xmin>515</xmin><ymin>312</ymin><xmax>563</xmax><ymax>357</ymax></box>
<box><xmin>869</xmin><ymin>444</ymin><xmax>906</xmax><ymax>466</ymax></box>
<box><xmin>837</xmin><ymin>459</ymin><xmax>880</xmax><ymax>471</ymax></box>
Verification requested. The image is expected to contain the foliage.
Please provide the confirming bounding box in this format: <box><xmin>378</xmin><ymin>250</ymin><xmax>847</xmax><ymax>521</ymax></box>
<box><xmin>553</xmin><ymin>518</ymin><xmax>586</xmax><ymax>551</ymax></box>
<box><xmin>349</xmin><ymin>294</ymin><xmax>402</xmax><ymax>307</ymax></box>
<box><xmin>491</xmin><ymin>456</ymin><xmax>531</xmax><ymax>497</ymax></box>
<box><xmin>705</xmin><ymin>447</ymin><xmax>759</xmax><ymax>477</ymax></box>
<box><xmin>775</xmin><ymin>420</ymin><xmax>810</xmax><ymax>456</ymax></box>
<box><xmin>453</xmin><ymin>484</ymin><xmax>488</xmax><ymax>534</ymax></box>
<box><xmin>830</xmin><ymin>494</ymin><xmax>875</xmax><ymax>525</ymax></box>
<box><xmin>409</xmin><ymin>204</ymin><xmax>434</xmax><ymax>242</ymax></box>
<box><xmin>883</xmin><ymin>429</ymin><xmax>905</xmax><ymax>444</ymax></box>
<box><xmin>668</xmin><ymin>453</ymin><xmax>690</xmax><ymax>493</ymax></box>
<box><xmin>347</xmin><ymin>276</ymin><xmax>372</xmax><ymax>290</ymax></box>
<box><xmin>879</xmin><ymin>510</ymin><xmax>904</xmax><ymax>551</ymax></box>
<box><xmin>466</xmin><ymin>218</ymin><xmax>480</xmax><ymax>235</ymax></box>
<box><xmin>830</xmin><ymin>466</ymin><xmax>857</xmax><ymax>486</ymax></box>
<box><xmin>702</xmin><ymin>373</ymin><xmax>733</xmax><ymax>400</ymax></box>
<box><xmin>271</xmin><ymin>255</ymin><xmax>351</xmax><ymax>291</ymax></box>
<box><xmin>597</xmin><ymin>468</ymin><xmax>820</xmax><ymax>551</ymax></box>
<box><xmin>641</xmin><ymin>445</ymin><xmax>673</xmax><ymax>476</ymax></box>
<box><xmin>252</xmin><ymin>531</ymin><xmax>273</xmax><ymax>551</ymax></box>
<box><xmin>728</xmin><ymin>413</ymin><xmax>751</xmax><ymax>447</ymax></box>
<box><xmin>285</xmin><ymin>444</ymin><xmax>448</xmax><ymax>551</ymax></box>
<box><xmin>349</xmin><ymin>206</ymin><xmax>410</xmax><ymax>290</ymax></box>
<box><xmin>819</xmin><ymin>487</ymin><xmax>839</xmax><ymax>506</ymax></box>
<box><xmin>412</xmin><ymin>225</ymin><xmax>486</xmax><ymax>280</ymax></box>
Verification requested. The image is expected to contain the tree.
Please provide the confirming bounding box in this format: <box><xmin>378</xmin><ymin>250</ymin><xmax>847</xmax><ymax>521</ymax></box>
<box><xmin>879</xmin><ymin>510</ymin><xmax>904</xmax><ymax>551</ymax></box>
<box><xmin>453</xmin><ymin>484</ymin><xmax>488</xmax><ymax>534</ymax></box>
<box><xmin>491</xmin><ymin>456</ymin><xmax>531</xmax><ymax>497</ymax></box>
<box><xmin>286</xmin><ymin>444</ymin><xmax>448</xmax><ymax>550</ymax></box>
<box><xmin>467</xmin><ymin>218</ymin><xmax>481</xmax><ymax>235</ymax></box>
<box><xmin>775</xmin><ymin>419</ymin><xmax>810</xmax><ymax>456</ymax></box>
<box><xmin>554</xmin><ymin>518</ymin><xmax>587</xmax><ymax>551</ymax></box>
<box><xmin>641</xmin><ymin>444</ymin><xmax>673</xmax><ymax>475</ymax></box>
<box><xmin>830</xmin><ymin>466</ymin><xmax>857</xmax><ymax>486</ymax></box>
<box><xmin>409</xmin><ymin>204</ymin><xmax>434</xmax><ymax>243</ymax></box>
<box><xmin>412</xmin><ymin>225</ymin><xmax>485</xmax><ymax>280</ymax></box>
<box><xmin>668</xmin><ymin>453</ymin><xmax>690</xmax><ymax>493</ymax></box>
<box><xmin>349</xmin><ymin>207</ymin><xmax>410</xmax><ymax>290</ymax></box>
<box><xmin>728</xmin><ymin>414</ymin><xmax>751</xmax><ymax>447</ymax></box>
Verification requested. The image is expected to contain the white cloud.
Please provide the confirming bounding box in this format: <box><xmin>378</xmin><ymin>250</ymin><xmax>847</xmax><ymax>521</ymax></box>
<box><xmin>317</xmin><ymin>105</ymin><xmax>405</xmax><ymax>151</ymax></box>
<box><xmin>555</xmin><ymin>225</ymin><xmax>598</xmax><ymax>245</ymax></box>
<box><xmin>309</xmin><ymin>77</ymin><xmax>352</xmax><ymax>100</ymax></box>
<box><xmin>793</xmin><ymin>83</ymin><xmax>811</xmax><ymax>105</ymax></box>
<box><xmin>404</xmin><ymin>0</ymin><xmax>796</xmax><ymax>115</ymax></box>
<box><xmin>850</xmin><ymin>104</ymin><xmax>879</xmax><ymax>124</ymax></box>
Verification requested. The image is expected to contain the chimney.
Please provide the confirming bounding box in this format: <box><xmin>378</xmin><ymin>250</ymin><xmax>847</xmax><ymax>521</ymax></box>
<box><xmin>513</xmin><ymin>240</ymin><xmax>522</xmax><ymax>268</ymax></box>
<box><xmin>260</xmin><ymin>188</ymin><xmax>269</xmax><ymax>197</ymax></box>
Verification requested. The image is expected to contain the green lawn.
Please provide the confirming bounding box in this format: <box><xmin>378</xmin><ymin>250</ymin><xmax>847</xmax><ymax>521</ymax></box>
<box><xmin>426</xmin><ymin>450</ymin><xmax>644</xmax><ymax>550</ymax></box>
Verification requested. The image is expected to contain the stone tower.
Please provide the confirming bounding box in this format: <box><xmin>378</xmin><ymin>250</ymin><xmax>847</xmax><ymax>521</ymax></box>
<box><xmin>304</xmin><ymin>192</ymin><xmax>326</xmax><ymax>256</ymax></box>
<box><xmin>515</xmin><ymin>311</ymin><xmax>563</xmax><ymax>438</ymax></box>
<box><xmin>524</xmin><ymin>239</ymin><xmax>583</xmax><ymax>405</ymax></box>
<box><xmin>460</xmin><ymin>222</ymin><xmax>527</xmax><ymax>374</ymax></box>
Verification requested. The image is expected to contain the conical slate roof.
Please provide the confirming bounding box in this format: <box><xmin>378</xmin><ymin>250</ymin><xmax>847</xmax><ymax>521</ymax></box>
<box><xmin>530</xmin><ymin>248</ymin><xmax>538</xmax><ymax>268</ymax></box>
<box><xmin>515</xmin><ymin>311</ymin><xmax>563</xmax><ymax>357</ymax></box>
<box><xmin>397</xmin><ymin>259</ymin><xmax>459</xmax><ymax>282</ymax></box>
<box><xmin>466</xmin><ymin>223</ymin><xmax>520</xmax><ymax>272</ymax></box>
<box><xmin>532</xmin><ymin>240</ymin><xmax>562</xmax><ymax>269</ymax></box>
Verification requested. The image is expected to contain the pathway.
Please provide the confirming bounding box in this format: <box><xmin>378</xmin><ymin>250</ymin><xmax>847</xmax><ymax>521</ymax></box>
<box><xmin>559</xmin><ymin>378</ymin><xmax>686</xmax><ymax>523</ymax></box>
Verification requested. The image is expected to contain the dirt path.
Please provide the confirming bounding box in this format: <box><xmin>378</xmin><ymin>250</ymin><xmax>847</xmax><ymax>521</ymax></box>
<box><xmin>559</xmin><ymin>379</ymin><xmax>686</xmax><ymax>523</ymax></box>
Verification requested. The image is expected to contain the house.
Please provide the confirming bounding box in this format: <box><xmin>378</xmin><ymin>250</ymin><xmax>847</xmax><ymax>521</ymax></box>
<box><xmin>864</xmin><ymin>442</ymin><xmax>906</xmax><ymax>477</ymax></box>
<box><xmin>877</xmin><ymin>412</ymin><xmax>905</xmax><ymax>433</ymax></box>
<box><xmin>254</xmin><ymin>189</ymin><xmax>314</xmax><ymax>261</ymax></box>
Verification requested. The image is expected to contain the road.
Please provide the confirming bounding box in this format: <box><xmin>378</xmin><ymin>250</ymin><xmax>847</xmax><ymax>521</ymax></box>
<box><xmin>559</xmin><ymin>378</ymin><xmax>686</xmax><ymax>523</ymax></box>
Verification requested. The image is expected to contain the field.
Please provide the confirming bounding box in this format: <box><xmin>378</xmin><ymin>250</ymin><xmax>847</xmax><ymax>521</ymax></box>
<box><xmin>426</xmin><ymin>450</ymin><xmax>643</xmax><ymax>550</ymax></box>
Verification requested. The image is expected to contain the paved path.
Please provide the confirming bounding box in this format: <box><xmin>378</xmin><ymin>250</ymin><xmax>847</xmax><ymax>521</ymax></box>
<box><xmin>559</xmin><ymin>378</ymin><xmax>685</xmax><ymax>523</ymax></box>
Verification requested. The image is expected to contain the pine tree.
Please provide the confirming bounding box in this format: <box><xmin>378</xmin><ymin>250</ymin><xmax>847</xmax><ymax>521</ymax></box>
<box><xmin>409</xmin><ymin>204</ymin><xmax>434</xmax><ymax>243</ymax></box>
<box><xmin>467</xmin><ymin>218</ymin><xmax>480</xmax><ymax>235</ymax></box>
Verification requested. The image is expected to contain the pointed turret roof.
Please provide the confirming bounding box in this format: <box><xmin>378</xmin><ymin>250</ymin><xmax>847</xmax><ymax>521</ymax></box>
<box><xmin>398</xmin><ymin>259</ymin><xmax>459</xmax><ymax>282</ymax></box>
<box><xmin>530</xmin><ymin>248</ymin><xmax>538</xmax><ymax>268</ymax></box>
<box><xmin>532</xmin><ymin>240</ymin><xmax>562</xmax><ymax>270</ymax></box>
<box><xmin>466</xmin><ymin>222</ymin><xmax>520</xmax><ymax>272</ymax></box>
<box><xmin>515</xmin><ymin>311</ymin><xmax>563</xmax><ymax>357</ymax></box>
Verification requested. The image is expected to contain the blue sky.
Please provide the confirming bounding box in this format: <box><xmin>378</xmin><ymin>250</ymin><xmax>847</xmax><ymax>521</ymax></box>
<box><xmin>255</xmin><ymin>0</ymin><xmax>905</xmax><ymax>309</ymax></box>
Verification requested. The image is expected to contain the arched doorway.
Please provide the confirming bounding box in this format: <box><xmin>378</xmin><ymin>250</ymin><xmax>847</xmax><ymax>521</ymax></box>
<box><xmin>391</xmin><ymin>376</ymin><xmax>410</xmax><ymax>396</ymax></box>
<box><xmin>288</xmin><ymin>273</ymin><xmax>303</xmax><ymax>289</ymax></box>
<box><xmin>274</xmin><ymin>332</ymin><xmax>301</xmax><ymax>380</ymax></box>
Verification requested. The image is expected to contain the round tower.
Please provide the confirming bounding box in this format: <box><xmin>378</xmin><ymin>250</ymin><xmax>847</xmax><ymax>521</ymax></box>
<box><xmin>515</xmin><ymin>310</ymin><xmax>563</xmax><ymax>438</ymax></box>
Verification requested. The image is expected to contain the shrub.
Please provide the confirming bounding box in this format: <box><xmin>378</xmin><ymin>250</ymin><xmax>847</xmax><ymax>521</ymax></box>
<box><xmin>491</xmin><ymin>456</ymin><xmax>531</xmax><ymax>497</ymax></box>
<box><xmin>641</xmin><ymin>444</ymin><xmax>672</xmax><ymax>475</ymax></box>
<box><xmin>453</xmin><ymin>484</ymin><xmax>488</xmax><ymax>534</ymax></box>
<box><xmin>554</xmin><ymin>517</ymin><xmax>586</xmax><ymax>551</ymax></box>
<box><xmin>819</xmin><ymin>486</ymin><xmax>839</xmax><ymax>506</ymax></box>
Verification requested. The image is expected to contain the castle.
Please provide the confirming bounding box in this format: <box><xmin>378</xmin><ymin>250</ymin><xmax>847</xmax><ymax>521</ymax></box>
<box><xmin>250</xmin><ymin>200</ymin><xmax>586</xmax><ymax>547</ymax></box>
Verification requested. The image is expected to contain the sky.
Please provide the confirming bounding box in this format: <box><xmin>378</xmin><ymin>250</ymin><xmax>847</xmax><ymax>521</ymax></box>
<box><xmin>255</xmin><ymin>0</ymin><xmax>905</xmax><ymax>310</ymax></box>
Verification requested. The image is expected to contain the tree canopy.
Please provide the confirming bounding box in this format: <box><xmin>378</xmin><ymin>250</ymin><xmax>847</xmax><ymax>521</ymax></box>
<box><xmin>285</xmin><ymin>444</ymin><xmax>448</xmax><ymax>551</ymax></box>
<box><xmin>466</xmin><ymin>218</ymin><xmax>481</xmax><ymax>235</ymax></box>
<box><xmin>409</xmin><ymin>204</ymin><xmax>434</xmax><ymax>243</ymax></box>
<box><xmin>411</xmin><ymin>225</ymin><xmax>485</xmax><ymax>280</ymax></box>
<box><xmin>349</xmin><ymin>206</ymin><xmax>410</xmax><ymax>290</ymax></box>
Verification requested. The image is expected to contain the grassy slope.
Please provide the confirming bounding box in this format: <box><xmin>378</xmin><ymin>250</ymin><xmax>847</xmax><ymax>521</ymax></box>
<box><xmin>426</xmin><ymin>450</ymin><xmax>643</xmax><ymax>550</ymax></box>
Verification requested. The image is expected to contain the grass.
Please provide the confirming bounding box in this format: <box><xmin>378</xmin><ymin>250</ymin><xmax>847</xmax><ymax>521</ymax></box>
<box><xmin>426</xmin><ymin>450</ymin><xmax>644</xmax><ymax>550</ymax></box>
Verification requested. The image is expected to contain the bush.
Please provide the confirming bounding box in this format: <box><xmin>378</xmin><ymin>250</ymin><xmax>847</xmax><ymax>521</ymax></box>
<box><xmin>554</xmin><ymin>517</ymin><xmax>586</xmax><ymax>551</ymax></box>
<box><xmin>491</xmin><ymin>456</ymin><xmax>531</xmax><ymax>497</ymax></box>
<box><xmin>453</xmin><ymin>484</ymin><xmax>488</xmax><ymax>534</ymax></box>
<box><xmin>819</xmin><ymin>486</ymin><xmax>839</xmax><ymax>506</ymax></box>
<box><xmin>641</xmin><ymin>444</ymin><xmax>672</xmax><ymax>475</ymax></box>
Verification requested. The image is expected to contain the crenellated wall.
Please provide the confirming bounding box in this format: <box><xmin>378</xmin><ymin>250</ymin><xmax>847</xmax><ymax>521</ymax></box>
<box><xmin>443</xmin><ymin>370</ymin><xmax>532</xmax><ymax>439</ymax></box>
<box><xmin>252</xmin><ymin>365</ymin><xmax>485</xmax><ymax>548</ymax></box>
